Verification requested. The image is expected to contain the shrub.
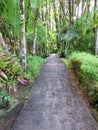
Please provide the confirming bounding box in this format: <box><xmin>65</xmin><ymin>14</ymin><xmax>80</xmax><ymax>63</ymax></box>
<box><xmin>0</xmin><ymin>53</ymin><xmax>44</xmax><ymax>108</ymax></box>
<box><xmin>0</xmin><ymin>53</ymin><xmax>23</xmax><ymax>108</ymax></box>
<box><xmin>69</xmin><ymin>52</ymin><xmax>98</xmax><ymax>108</ymax></box>
<box><xmin>25</xmin><ymin>55</ymin><xmax>44</xmax><ymax>80</ymax></box>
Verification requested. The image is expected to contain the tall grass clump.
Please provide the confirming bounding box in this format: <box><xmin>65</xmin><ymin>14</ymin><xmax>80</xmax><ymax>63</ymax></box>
<box><xmin>25</xmin><ymin>55</ymin><xmax>44</xmax><ymax>80</ymax></box>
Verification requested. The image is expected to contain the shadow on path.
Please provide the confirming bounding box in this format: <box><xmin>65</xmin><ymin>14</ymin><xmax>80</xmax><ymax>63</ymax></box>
<box><xmin>12</xmin><ymin>54</ymin><xmax>98</xmax><ymax>130</ymax></box>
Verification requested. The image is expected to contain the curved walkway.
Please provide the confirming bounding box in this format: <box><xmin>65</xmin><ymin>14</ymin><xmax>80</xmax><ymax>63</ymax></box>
<box><xmin>12</xmin><ymin>54</ymin><xmax>98</xmax><ymax>130</ymax></box>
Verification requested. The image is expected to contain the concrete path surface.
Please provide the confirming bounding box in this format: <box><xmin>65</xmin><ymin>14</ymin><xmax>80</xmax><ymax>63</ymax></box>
<box><xmin>12</xmin><ymin>54</ymin><xmax>98</xmax><ymax>130</ymax></box>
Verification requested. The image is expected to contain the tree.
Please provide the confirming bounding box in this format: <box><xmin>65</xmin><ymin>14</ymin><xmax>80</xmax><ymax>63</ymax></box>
<box><xmin>95</xmin><ymin>0</ymin><xmax>98</xmax><ymax>55</ymax></box>
<box><xmin>53</xmin><ymin>0</ymin><xmax>60</xmax><ymax>49</ymax></box>
<box><xmin>32</xmin><ymin>8</ymin><xmax>39</xmax><ymax>55</ymax></box>
<box><xmin>20</xmin><ymin>0</ymin><xmax>27</xmax><ymax>70</ymax></box>
<box><xmin>0</xmin><ymin>0</ymin><xmax>21</xmax><ymax>53</ymax></box>
<box><xmin>0</xmin><ymin>0</ymin><xmax>97</xmax><ymax>57</ymax></box>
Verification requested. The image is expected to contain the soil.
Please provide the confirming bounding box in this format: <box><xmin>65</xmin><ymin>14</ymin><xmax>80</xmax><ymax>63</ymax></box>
<box><xmin>0</xmin><ymin>54</ymin><xmax>98</xmax><ymax>130</ymax></box>
<box><xmin>67</xmin><ymin>68</ymin><xmax>98</xmax><ymax>122</ymax></box>
<box><xmin>68</xmin><ymin>69</ymin><xmax>90</xmax><ymax>106</ymax></box>
<box><xmin>0</xmin><ymin>82</ymin><xmax>33</xmax><ymax>130</ymax></box>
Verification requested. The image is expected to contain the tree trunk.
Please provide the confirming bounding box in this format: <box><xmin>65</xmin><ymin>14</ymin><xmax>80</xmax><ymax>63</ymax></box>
<box><xmin>71</xmin><ymin>0</ymin><xmax>74</xmax><ymax>23</ymax></box>
<box><xmin>53</xmin><ymin>0</ymin><xmax>60</xmax><ymax>49</ymax></box>
<box><xmin>94</xmin><ymin>0</ymin><xmax>98</xmax><ymax>55</ymax></box>
<box><xmin>32</xmin><ymin>8</ymin><xmax>39</xmax><ymax>55</ymax></box>
<box><xmin>20</xmin><ymin>0</ymin><xmax>27</xmax><ymax>71</ymax></box>
<box><xmin>95</xmin><ymin>28</ymin><xmax>98</xmax><ymax>55</ymax></box>
<box><xmin>81</xmin><ymin>0</ymin><xmax>84</xmax><ymax>16</ymax></box>
<box><xmin>0</xmin><ymin>32</ymin><xmax>7</xmax><ymax>50</ymax></box>
<box><xmin>59</xmin><ymin>0</ymin><xmax>66</xmax><ymax>21</ymax></box>
<box><xmin>25</xmin><ymin>0</ymin><xmax>30</xmax><ymax>32</ymax></box>
<box><xmin>68</xmin><ymin>0</ymin><xmax>72</xmax><ymax>25</ymax></box>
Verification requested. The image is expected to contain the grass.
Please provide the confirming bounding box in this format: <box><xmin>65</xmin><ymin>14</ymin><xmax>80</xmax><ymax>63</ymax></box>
<box><xmin>25</xmin><ymin>55</ymin><xmax>44</xmax><ymax>80</ymax></box>
<box><xmin>61</xmin><ymin>58</ymin><xmax>69</xmax><ymax>68</ymax></box>
<box><xmin>62</xmin><ymin>52</ymin><xmax>98</xmax><ymax>121</ymax></box>
<box><xmin>62</xmin><ymin>52</ymin><xmax>98</xmax><ymax>113</ymax></box>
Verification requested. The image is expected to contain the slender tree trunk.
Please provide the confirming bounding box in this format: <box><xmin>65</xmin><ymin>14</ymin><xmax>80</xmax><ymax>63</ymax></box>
<box><xmin>95</xmin><ymin>28</ymin><xmax>98</xmax><ymax>55</ymax></box>
<box><xmin>76</xmin><ymin>2</ymin><xmax>80</xmax><ymax>18</ymax></box>
<box><xmin>59</xmin><ymin>3</ymin><xmax>62</xmax><ymax>26</ymax></box>
<box><xmin>46</xmin><ymin>0</ymin><xmax>49</xmax><ymax>32</ymax></box>
<box><xmin>71</xmin><ymin>0</ymin><xmax>74</xmax><ymax>23</ymax></box>
<box><xmin>25</xmin><ymin>0</ymin><xmax>30</xmax><ymax>32</ymax></box>
<box><xmin>81</xmin><ymin>0</ymin><xmax>84</xmax><ymax>16</ymax></box>
<box><xmin>68</xmin><ymin>0</ymin><xmax>72</xmax><ymax>25</ymax></box>
<box><xmin>49</xmin><ymin>3</ymin><xmax>51</xmax><ymax>30</ymax></box>
<box><xmin>41</xmin><ymin>5</ymin><xmax>44</xmax><ymax>22</ymax></box>
<box><xmin>87</xmin><ymin>0</ymin><xmax>90</xmax><ymax>12</ymax></box>
<box><xmin>94</xmin><ymin>0</ymin><xmax>98</xmax><ymax>55</ymax></box>
<box><xmin>59</xmin><ymin>0</ymin><xmax>67</xmax><ymax>22</ymax></box>
<box><xmin>53</xmin><ymin>0</ymin><xmax>60</xmax><ymax>49</ymax></box>
<box><xmin>0</xmin><ymin>32</ymin><xmax>8</xmax><ymax>51</ymax></box>
<box><xmin>32</xmin><ymin>8</ymin><xmax>39</xmax><ymax>55</ymax></box>
<box><xmin>20</xmin><ymin>0</ymin><xmax>27</xmax><ymax>71</ymax></box>
<box><xmin>59</xmin><ymin>0</ymin><xmax>65</xmax><ymax>18</ymax></box>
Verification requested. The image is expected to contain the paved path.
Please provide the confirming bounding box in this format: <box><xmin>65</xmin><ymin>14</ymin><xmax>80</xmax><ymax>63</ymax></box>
<box><xmin>12</xmin><ymin>54</ymin><xmax>98</xmax><ymax>130</ymax></box>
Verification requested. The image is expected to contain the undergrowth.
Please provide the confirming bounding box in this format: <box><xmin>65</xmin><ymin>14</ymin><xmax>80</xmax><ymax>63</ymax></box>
<box><xmin>25</xmin><ymin>55</ymin><xmax>44</xmax><ymax>80</ymax></box>
<box><xmin>67</xmin><ymin>52</ymin><xmax>98</xmax><ymax>110</ymax></box>
<box><xmin>0</xmin><ymin>52</ymin><xmax>44</xmax><ymax>108</ymax></box>
<box><xmin>0</xmin><ymin>52</ymin><xmax>23</xmax><ymax>108</ymax></box>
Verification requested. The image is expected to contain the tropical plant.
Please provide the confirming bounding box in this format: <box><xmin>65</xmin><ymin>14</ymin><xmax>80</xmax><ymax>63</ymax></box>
<box><xmin>25</xmin><ymin>55</ymin><xmax>44</xmax><ymax>80</ymax></box>
<box><xmin>2</xmin><ymin>0</ymin><xmax>21</xmax><ymax>52</ymax></box>
<box><xmin>0</xmin><ymin>52</ymin><xmax>23</xmax><ymax>108</ymax></box>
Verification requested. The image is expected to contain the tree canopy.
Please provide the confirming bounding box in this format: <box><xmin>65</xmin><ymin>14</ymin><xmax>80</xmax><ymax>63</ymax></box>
<box><xmin>0</xmin><ymin>0</ymin><xmax>98</xmax><ymax>60</ymax></box>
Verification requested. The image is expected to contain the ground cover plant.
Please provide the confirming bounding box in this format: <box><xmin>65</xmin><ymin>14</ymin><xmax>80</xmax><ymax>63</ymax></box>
<box><xmin>25</xmin><ymin>55</ymin><xmax>44</xmax><ymax>80</ymax></box>
<box><xmin>0</xmin><ymin>51</ymin><xmax>44</xmax><ymax>108</ymax></box>
<box><xmin>0</xmin><ymin>52</ymin><xmax>23</xmax><ymax>108</ymax></box>
<box><xmin>68</xmin><ymin>52</ymin><xmax>98</xmax><ymax>110</ymax></box>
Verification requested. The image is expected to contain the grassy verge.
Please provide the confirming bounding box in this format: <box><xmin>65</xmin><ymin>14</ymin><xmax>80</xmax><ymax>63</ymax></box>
<box><xmin>62</xmin><ymin>52</ymin><xmax>98</xmax><ymax>121</ymax></box>
<box><xmin>61</xmin><ymin>58</ymin><xmax>69</xmax><ymax>68</ymax></box>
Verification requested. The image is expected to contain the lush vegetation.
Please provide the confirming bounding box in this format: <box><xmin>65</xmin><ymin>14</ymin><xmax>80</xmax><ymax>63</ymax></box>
<box><xmin>25</xmin><ymin>55</ymin><xmax>44</xmax><ymax>80</ymax></box>
<box><xmin>0</xmin><ymin>49</ymin><xmax>44</xmax><ymax>108</ymax></box>
<box><xmin>0</xmin><ymin>0</ymin><xmax>98</xmax><ymax>117</ymax></box>
<box><xmin>0</xmin><ymin>0</ymin><xmax>98</xmax><ymax>57</ymax></box>
<box><xmin>68</xmin><ymin>52</ymin><xmax>98</xmax><ymax>109</ymax></box>
<box><xmin>0</xmin><ymin>50</ymin><xmax>22</xmax><ymax>108</ymax></box>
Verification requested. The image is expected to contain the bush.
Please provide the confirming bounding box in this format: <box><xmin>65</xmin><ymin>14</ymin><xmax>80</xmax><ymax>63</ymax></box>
<box><xmin>0</xmin><ymin>53</ymin><xmax>23</xmax><ymax>108</ymax></box>
<box><xmin>25</xmin><ymin>55</ymin><xmax>44</xmax><ymax>80</ymax></box>
<box><xmin>69</xmin><ymin>52</ymin><xmax>98</xmax><ymax>108</ymax></box>
<box><xmin>0</xmin><ymin>53</ymin><xmax>44</xmax><ymax>108</ymax></box>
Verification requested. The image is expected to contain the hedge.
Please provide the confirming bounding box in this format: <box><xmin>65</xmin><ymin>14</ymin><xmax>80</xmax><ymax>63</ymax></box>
<box><xmin>69</xmin><ymin>52</ymin><xmax>98</xmax><ymax>108</ymax></box>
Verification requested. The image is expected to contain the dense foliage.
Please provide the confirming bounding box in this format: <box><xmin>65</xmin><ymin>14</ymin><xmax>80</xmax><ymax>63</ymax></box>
<box><xmin>69</xmin><ymin>52</ymin><xmax>98</xmax><ymax>110</ymax></box>
<box><xmin>0</xmin><ymin>0</ymin><xmax>98</xmax><ymax>57</ymax></box>
<box><xmin>0</xmin><ymin>0</ymin><xmax>98</xmax><ymax>116</ymax></box>
<box><xmin>0</xmin><ymin>50</ymin><xmax>44</xmax><ymax>108</ymax></box>
<box><xmin>25</xmin><ymin>55</ymin><xmax>44</xmax><ymax>80</ymax></box>
<box><xmin>0</xmin><ymin>52</ymin><xmax>23</xmax><ymax>108</ymax></box>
